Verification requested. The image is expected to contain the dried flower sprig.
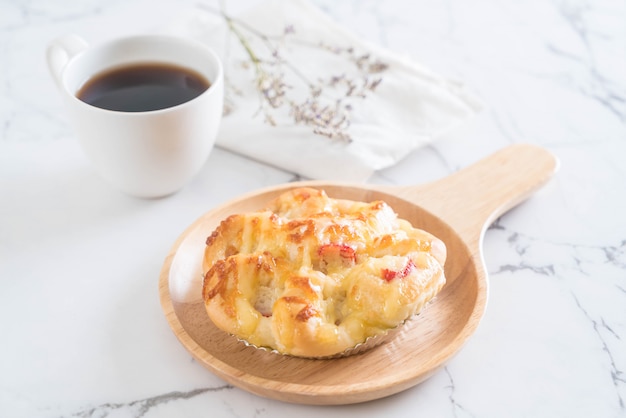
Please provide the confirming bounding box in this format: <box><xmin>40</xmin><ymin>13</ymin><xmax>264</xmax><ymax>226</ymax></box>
<box><xmin>199</xmin><ymin>3</ymin><xmax>389</xmax><ymax>143</ymax></box>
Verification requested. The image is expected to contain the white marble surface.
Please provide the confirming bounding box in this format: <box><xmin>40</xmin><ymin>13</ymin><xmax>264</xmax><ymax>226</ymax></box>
<box><xmin>1</xmin><ymin>0</ymin><xmax>625</xmax><ymax>417</ymax></box>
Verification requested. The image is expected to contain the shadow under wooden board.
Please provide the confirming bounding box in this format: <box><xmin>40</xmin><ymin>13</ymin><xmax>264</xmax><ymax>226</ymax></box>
<box><xmin>159</xmin><ymin>144</ymin><xmax>558</xmax><ymax>405</ymax></box>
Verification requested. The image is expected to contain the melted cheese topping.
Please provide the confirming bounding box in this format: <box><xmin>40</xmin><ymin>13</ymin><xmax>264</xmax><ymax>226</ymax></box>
<box><xmin>202</xmin><ymin>188</ymin><xmax>446</xmax><ymax>358</ymax></box>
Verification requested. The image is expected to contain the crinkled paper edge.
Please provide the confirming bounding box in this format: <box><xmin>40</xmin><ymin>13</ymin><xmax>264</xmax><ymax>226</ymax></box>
<box><xmin>227</xmin><ymin>299</ymin><xmax>436</xmax><ymax>360</ymax></box>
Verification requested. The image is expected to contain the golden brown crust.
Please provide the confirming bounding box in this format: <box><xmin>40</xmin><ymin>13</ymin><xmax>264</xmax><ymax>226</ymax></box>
<box><xmin>201</xmin><ymin>187</ymin><xmax>447</xmax><ymax>358</ymax></box>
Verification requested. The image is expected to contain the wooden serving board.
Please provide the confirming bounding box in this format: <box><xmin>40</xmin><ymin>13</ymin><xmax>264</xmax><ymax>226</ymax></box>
<box><xmin>158</xmin><ymin>144</ymin><xmax>558</xmax><ymax>405</ymax></box>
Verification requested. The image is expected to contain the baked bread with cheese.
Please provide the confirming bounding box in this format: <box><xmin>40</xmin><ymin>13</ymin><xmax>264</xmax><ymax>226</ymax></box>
<box><xmin>202</xmin><ymin>187</ymin><xmax>446</xmax><ymax>358</ymax></box>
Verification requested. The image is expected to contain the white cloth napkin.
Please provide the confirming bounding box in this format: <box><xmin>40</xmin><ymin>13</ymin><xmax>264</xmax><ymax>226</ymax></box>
<box><xmin>169</xmin><ymin>0</ymin><xmax>481</xmax><ymax>181</ymax></box>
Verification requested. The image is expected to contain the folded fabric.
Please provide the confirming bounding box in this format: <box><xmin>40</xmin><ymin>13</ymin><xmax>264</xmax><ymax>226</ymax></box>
<box><xmin>169</xmin><ymin>0</ymin><xmax>482</xmax><ymax>181</ymax></box>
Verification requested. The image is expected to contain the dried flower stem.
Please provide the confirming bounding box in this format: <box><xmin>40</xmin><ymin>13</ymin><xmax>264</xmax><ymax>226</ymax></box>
<box><xmin>198</xmin><ymin>2</ymin><xmax>389</xmax><ymax>142</ymax></box>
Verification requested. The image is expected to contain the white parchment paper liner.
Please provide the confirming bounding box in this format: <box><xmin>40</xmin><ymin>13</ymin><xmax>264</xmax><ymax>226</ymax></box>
<box><xmin>227</xmin><ymin>301</ymin><xmax>435</xmax><ymax>360</ymax></box>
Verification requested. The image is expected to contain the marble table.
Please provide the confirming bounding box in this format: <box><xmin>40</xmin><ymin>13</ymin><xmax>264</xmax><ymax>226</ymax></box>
<box><xmin>1</xmin><ymin>0</ymin><xmax>624</xmax><ymax>417</ymax></box>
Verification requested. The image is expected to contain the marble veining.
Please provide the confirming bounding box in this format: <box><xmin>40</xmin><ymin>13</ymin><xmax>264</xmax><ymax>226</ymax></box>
<box><xmin>66</xmin><ymin>385</ymin><xmax>234</xmax><ymax>418</ymax></box>
<box><xmin>488</xmin><ymin>220</ymin><xmax>626</xmax><ymax>409</ymax></box>
<box><xmin>1</xmin><ymin>0</ymin><xmax>625</xmax><ymax>417</ymax></box>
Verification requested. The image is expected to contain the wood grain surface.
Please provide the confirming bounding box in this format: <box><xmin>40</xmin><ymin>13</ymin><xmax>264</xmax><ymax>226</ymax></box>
<box><xmin>158</xmin><ymin>143</ymin><xmax>558</xmax><ymax>405</ymax></box>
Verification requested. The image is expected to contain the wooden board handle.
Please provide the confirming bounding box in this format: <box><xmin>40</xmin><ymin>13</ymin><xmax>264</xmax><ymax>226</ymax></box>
<box><xmin>394</xmin><ymin>144</ymin><xmax>559</xmax><ymax>246</ymax></box>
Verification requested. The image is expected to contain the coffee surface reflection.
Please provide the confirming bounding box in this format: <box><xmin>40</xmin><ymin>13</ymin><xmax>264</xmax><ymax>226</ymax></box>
<box><xmin>77</xmin><ymin>63</ymin><xmax>210</xmax><ymax>112</ymax></box>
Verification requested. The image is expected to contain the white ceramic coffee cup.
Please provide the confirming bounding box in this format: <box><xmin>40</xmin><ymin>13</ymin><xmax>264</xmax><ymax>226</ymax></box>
<box><xmin>47</xmin><ymin>34</ymin><xmax>224</xmax><ymax>198</ymax></box>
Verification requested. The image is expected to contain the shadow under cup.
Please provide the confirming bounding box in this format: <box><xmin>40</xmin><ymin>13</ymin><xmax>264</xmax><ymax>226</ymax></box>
<box><xmin>53</xmin><ymin>35</ymin><xmax>224</xmax><ymax>198</ymax></box>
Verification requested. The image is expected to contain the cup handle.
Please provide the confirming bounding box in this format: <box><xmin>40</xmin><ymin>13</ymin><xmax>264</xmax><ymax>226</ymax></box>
<box><xmin>46</xmin><ymin>34</ymin><xmax>88</xmax><ymax>88</ymax></box>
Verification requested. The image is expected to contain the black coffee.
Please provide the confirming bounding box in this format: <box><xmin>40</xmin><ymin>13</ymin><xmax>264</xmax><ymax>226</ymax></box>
<box><xmin>77</xmin><ymin>63</ymin><xmax>210</xmax><ymax>112</ymax></box>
